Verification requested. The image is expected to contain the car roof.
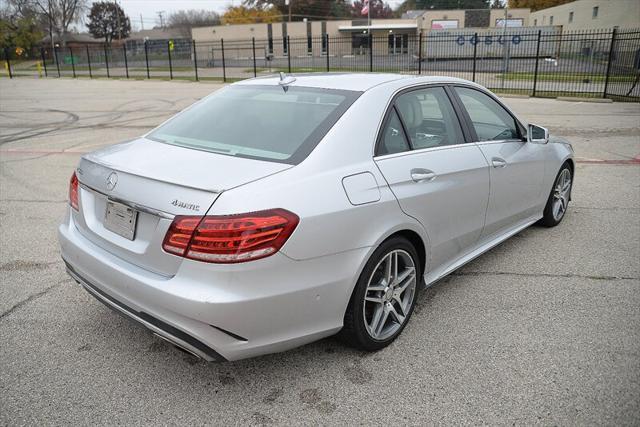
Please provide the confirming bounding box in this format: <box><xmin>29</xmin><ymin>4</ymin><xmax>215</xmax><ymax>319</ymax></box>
<box><xmin>234</xmin><ymin>73</ymin><xmax>472</xmax><ymax>92</ymax></box>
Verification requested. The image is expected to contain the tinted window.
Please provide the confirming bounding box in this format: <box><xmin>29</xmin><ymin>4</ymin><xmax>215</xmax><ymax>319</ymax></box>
<box><xmin>148</xmin><ymin>85</ymin><xmax>360</xmax><ymax>164</ymax></box>
<box><xmin>454</xmin><ymin>87</ymin><xmax>520</xmax><ymax>142</ymax></box>
<box><xmin>378</xmin><ymin>108</ymin><xmax>410</xmax><ymax>156</ymax></box>
<box><xmin>395</xmin><ymin>87</ymin><xmax>464</xmax><ymax>149</ymax></box>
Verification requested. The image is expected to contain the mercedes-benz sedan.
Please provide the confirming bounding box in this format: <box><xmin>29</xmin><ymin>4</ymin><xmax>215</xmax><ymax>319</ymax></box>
<box><xmin>59</xmin><ymin>74</ymin><xmax>574</xmax><ymax>361</ymax></box>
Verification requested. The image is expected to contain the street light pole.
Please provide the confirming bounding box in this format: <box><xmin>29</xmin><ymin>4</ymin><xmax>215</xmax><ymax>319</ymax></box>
<box><xmin>501</xmin><ymin>6</ymin><xmax>508</xmax><ymax>89</ymax></box>
<box><xmin>48</xmin><ymin>0</ymin><xmax>55</xmax><ymax>52</ymax></box>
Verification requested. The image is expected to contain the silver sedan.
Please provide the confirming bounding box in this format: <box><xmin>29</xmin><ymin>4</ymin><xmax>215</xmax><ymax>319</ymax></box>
<box><xmin>58</xmin><ymin>73</ymin><xmax>574</xmax><ymax>361</ymax></box>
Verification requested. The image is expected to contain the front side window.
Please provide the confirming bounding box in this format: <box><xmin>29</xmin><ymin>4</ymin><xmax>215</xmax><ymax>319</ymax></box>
<box><xmin>592</xmin><ymin>6</ymin><xmax>598</xmax><ymax>18</ymax></box>
<box><xmin>569</xmin><ymin>11</ymin><xmax>574</xmax><ymax>23</ymax></box>
<box><xmin>454</xmin><ymin>87</ymin><xmax>520</xmax><ymax>142</ymax></box>
<box><xmin>394</xmin><ymin>87</ymin><xmax>464</xmax><ymax>149</ymax></box>
<box><xmin>148</xmin><ymin>85</ymin><xmax>360</xmax><ymax>164</ymax></box>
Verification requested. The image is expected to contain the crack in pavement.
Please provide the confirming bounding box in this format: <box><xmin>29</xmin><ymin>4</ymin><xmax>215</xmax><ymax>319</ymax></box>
<box><xmin>0</xmin><ymin>283</ymin><xmax>61</xmax><ymax>321</ymax></box>
<box><xmin>452</xmin><ymin>271</ymin><xmax>639</xmax><ymax>281</ymax></box>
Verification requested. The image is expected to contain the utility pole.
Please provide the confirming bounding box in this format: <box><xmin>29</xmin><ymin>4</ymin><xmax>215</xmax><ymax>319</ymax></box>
<box><xmin>501</xmin><ymin>6</ymin><xmax>508</xmax><ymax>89</ymax></box>
<box><xmin>115</xmin><ymin>0</ymin><xmax>121</xmax><ymax>41</ymax></box>
<box><xmin>48</xmin><ymin>0</ymin><xmax>54</xmax><ymax>52</ymax></box>
<box><xmin>140</xmin><ymin>14</ymin><xmax>144</xmax><ymax>30</ymax></box>
<box><xmin>157</xmin><ymin>11</ymin><xmax>165</xmax><ymax>29</ymax></box>
<box><xmin>286</xmin><ymin>0</ymin><xmax>292</xmax><ymax>23</ymax></box>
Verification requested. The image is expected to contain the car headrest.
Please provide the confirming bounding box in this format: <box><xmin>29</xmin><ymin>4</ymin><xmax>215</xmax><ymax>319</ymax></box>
<box><xmin>396</xmin><ymin>96</ymin><xmax>423</xmax><ymax>129</ymax></box>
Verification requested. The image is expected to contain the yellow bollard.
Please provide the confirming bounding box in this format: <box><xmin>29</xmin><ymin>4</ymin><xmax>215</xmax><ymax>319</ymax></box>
<box><xmin>37</xmin><ymin>61</ymin><xmax>42</xmax><ymax>78</ymax></box>
<box><xmin>4</xmin><ymin>61</ymin><xmax>9</xmax><ymax>77</ymax></box>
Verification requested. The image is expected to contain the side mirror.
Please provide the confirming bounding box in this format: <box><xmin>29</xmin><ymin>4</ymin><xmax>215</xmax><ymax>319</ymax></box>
<box><xmin>527</xmin><ymin>123</ymin><xmax>549</xmax><ymax>144</ymax></box>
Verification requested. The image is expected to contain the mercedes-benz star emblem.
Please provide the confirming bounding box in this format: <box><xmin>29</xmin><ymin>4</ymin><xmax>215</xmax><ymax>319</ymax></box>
<box><xmin>106</xmin><ymin>172</ymin><xmax>118</xmax><ymax>191</ymax></box>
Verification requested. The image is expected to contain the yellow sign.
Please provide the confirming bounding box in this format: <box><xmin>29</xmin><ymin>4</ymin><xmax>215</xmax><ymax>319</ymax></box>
<box><xmin>15</xmin><ymin>47</ymin><xmax>24</xmax><ymax>56</ymax></box>
<box><xmin>169</xmin><ymin>40</ymin><xmax>174</xmax><ymax>51</ymax></box>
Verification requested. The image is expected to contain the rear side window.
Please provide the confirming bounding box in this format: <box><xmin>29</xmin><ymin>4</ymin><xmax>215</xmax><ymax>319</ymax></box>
<box><xmin>148</xmin><ymin>85</ymin><xmax>360</xmax><ymax>164</ymax></box>
<box><xmin>395</xmin><ymin>87</ymin><xmax>464</xmax><ymax>149</ymax></box>
<box><xmin>378</xmin><ymin>108</ymin><xmax>411</xmax><ymax>156</ymax></box>
<box><xmin>454</xmin><ymin>87</ymin><xmax>520</xmax><ymax>142</ymax></box>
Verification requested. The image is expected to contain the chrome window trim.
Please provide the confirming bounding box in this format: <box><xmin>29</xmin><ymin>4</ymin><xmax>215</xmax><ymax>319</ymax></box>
<box><xmin>474</xmin><ymin>139</ymin><xmax>526</xmax><ymax>146</ymax></box>
<box><xmin>373</xmin><ymin>141</ymin><xmax>474</xmax><ymax>161</ymax></box>
<box><xmin>79</xmin><ymin>183</ymin><xmax>175</xmax><ymax>219</ymax></box>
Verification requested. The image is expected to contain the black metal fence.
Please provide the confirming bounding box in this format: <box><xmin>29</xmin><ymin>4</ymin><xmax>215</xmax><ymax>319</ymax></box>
<box><xmin>3</xmin><ymin>27</ymin><xmax>639</xmax><ymax>101</ymax></box>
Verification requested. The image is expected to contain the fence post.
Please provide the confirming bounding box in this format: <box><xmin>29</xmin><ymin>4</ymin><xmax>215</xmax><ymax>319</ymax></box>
<box><xmin>168</xmin><ymin>40</ymin><xmax>173</xmax><ymax>79</ymax></box>
<box><xmin>54</xmin><ymin>46</ymin><xmax>61</xmax><ymax>77</ymax></box>
<box><xmin>472</xmin><ymin>32</ymin><xmax>478</xmax><ymax>82</ymax></box>
<box><xmin>369</xmin><ymin>32</ymin><xmax>373</xmax><ymax>72</ymax></box>
<box><xmin>40</xmin><ymin>48</ymin><xmax>48</xmax><ymax>77</ymax></box>
<box><xmin>123</xmin><ymin>43</ymin><xmax>129</xmax><ymax>78</ymax></box>
<box><xmin>603</xmin><ymin>28</ymin><xmax>617</xmax><ymax>99</ymax></box>
<box><xmin>532</xmin><ymin>30</ymin><xmax>542</xmax><ymax>97</ymax></box>
<box><xmin>192</xmin><ymin>40</ymin><xmax>199</xmax><ymax>81</ymax></box>
<box><xmin>252</xmin><ymin>37</ymin><xmax>257</xmax><ymax>78</ymax></box>
<box><xmin>104</xmin><ymin>44</ymin><xmax>110</xmax><ymax>78</ymax></box>
<box><xmin>326</xmin><ymin>34</ymin><xmax>330</xmax><ymax>72</ymax></box>
<box><xmin>86</xmin><ymin>45</ymin><xmax>92</xmax><ymax>78</ymax></box>
<box><xmin>418</xmin><ymin>32</ymin><xmax>423</xmax><ymax>75</ymax></box>
<box><xmin>144</xmin><ymin>40</ymin><xmax>150</xmax><ymax>79</ymax></box>
<box><xmin>3</xmin><ymin>48</ymin><xmax>11</xmax><ymax>79</ymax></box>
<box><xmin>287</xmin><ymin>36</ymin><xmax>291</xmax><ymax>73</ymax></box>
<box><xmin>221</xmin><ymin>39</ymin><xmax>226</xmax><ymax>82</ymax></box>
<box><xmin>69</xmin><ymin>46</ymin><xmax>76</xmax><ymax>78</ymax></box>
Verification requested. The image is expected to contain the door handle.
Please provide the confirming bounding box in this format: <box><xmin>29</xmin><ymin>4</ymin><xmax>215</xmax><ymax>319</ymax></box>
<box><xmin>410</xmin><ymin>168</ymin><xmax>437</xmax><ymax>183</ymax></box>
<box><xmin>491</xmin><ymin>157</ymin><xmax>507</xmax><ymax>168</ymax></box>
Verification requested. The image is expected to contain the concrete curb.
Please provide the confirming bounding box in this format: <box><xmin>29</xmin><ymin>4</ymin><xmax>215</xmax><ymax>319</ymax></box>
<box><xmin>557</xmin><ymin>96</ymin><xmax>613</xmax><ymax>103</ymax></box>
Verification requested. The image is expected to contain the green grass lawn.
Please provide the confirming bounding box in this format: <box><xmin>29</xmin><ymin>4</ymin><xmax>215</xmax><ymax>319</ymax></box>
<box><xmin>499</xmin><ymin>72</ymin><xmax>635</xmax><ymax>83</ymax></box>
<box><xmin>129</xmin><ymin>66</ymin><xmax>195</xmax><ymax>72</ymax></box>
<box><xmin>246</xmin><ymin>66</ymin><xmax>406</xmax><ymax>74</ymax></box>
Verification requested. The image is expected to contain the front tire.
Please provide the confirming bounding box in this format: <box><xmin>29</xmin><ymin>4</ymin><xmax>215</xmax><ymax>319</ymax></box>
<box><xmin>539</xmin><ymin>163</ymin><xmax>573</xmax><ymax>227</ymax></box>
<box><xmin>339</xmin><ymin>236</ymin><xmax>421</xmax><ymax>351</ymax></box>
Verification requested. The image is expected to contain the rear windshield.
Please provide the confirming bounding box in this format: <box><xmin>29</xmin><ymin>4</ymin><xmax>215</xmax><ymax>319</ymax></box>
<box><xmin>147</xmin><ymin>85</ymin><xmax>361</xmax><ymax>164</ymax></box>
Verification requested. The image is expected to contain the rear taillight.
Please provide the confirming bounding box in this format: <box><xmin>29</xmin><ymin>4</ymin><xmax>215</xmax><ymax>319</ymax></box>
<box><xmin>69</xmin><ymin>172</ymin><xmax>79</xmax><ymax>211</ymax></box>
<box><xmin>162</xmin><ymin>209</ymin><xmax>299</xmax><ymax>263</ymax></box>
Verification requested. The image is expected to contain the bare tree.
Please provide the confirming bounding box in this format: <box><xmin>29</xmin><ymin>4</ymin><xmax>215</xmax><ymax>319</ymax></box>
<box><xmin>28</xmin><ymin>0</ymin><xmax>87</xmax><ymax>47</ymax></box>
<box><xmin>167</xmin><ymin>9</ymin><xmax>221</xmax><ymax>38</ymax></box>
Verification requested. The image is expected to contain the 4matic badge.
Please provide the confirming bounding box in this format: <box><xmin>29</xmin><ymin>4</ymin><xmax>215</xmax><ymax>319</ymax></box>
<box><xmin>171</xmin><ymin>199</ymin><xmax>200</xmax><ymax>211</ymax></box>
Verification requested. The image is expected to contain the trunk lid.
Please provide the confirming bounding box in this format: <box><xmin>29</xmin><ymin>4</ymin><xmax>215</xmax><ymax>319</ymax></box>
<box><xmin>73</xmin><ymin>138</ymin><xmax>291</xmax><ymax>276</ymax></box>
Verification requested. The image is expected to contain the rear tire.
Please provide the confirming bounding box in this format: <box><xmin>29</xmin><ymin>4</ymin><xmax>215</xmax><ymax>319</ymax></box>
<box><xmin>539</xmin><ymin>163</ymin><xmax>573</xmax><ymax>227</ymax></box>
<box><xmin>339</xmin><ymin>236</ymin><xmax>421</xmax><ymax>351</ymax></box>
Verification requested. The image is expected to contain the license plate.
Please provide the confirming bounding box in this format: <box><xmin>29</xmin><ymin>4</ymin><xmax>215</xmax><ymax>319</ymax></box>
<box><xmin>104</xmin><ymin>200</ymin><xmax>138</xmax><ymax>240</ymax></box>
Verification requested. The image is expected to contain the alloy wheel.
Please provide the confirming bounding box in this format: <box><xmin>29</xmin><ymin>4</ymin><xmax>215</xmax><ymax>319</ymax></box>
<box><xmin>552</xmin><ymin>168</ymin><xmax>572</xmax><ymax>221</ymax></box>
<box><xmin>363</xmin><ymin>249</ymin><xmax>417</xmax><ymax>341</ymax></box>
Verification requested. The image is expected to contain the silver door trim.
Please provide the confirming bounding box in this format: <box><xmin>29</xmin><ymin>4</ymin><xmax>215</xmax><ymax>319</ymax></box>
<box><xmin>373</xmin><ymin>141</ymin><xmax>474</xmax><ymax>161</ymax></box>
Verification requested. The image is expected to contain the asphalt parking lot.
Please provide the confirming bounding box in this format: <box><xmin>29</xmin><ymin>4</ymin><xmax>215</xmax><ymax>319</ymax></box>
<box><xmin>1</xmin><ymin>78</ymin><xmax>639</xmax><ymax>425</ymax></box>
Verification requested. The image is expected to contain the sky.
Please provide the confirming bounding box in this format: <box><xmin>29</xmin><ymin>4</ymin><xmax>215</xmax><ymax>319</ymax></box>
<box><xmin>111</xmin><ymin>0</ymin><xmax>406</xmax><ymax>30</ymax></box>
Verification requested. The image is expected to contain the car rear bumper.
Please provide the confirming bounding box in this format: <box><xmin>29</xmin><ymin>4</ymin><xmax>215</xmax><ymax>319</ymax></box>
<box><xmin>59</xmin><ymin>212</ymin><xmax>369</xmax><ymax>361</ymax></box>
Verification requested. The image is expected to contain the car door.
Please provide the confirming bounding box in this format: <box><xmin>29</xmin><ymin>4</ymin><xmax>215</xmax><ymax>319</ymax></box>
<box><xmin>451</xmin><ymin>86</ymin><xmax>546</xmax><ymax>240</ymax></box>
<box><xmin>374</xmin><ymin>86</ymin><xmax>490</xmax><ymax>274</ymax></box>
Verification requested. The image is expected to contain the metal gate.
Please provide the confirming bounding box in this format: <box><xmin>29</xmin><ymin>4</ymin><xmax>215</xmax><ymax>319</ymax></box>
<box><xmin>604</xmin><ymin>29</ymin><xmax>640</xmax><ymax>100</ymax></box>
